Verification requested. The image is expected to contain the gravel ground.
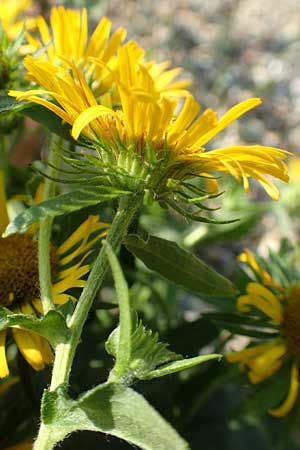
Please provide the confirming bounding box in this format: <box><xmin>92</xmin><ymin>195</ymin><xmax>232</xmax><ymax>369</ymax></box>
<box><xmin>100</xmin><ymin>0</ymin><xmax>300</xmax><ymax>154</ymax></box>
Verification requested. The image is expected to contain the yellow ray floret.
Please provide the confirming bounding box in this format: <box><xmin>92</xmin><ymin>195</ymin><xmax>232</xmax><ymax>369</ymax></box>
<box><xmin>10</xmin><ymin>46</ymin><xmax>289</xmax><ymax>199</ymax></box>
<box><xmin>236</xmin><ymin>282</ymin><xmax>283</xmax><ymax>324</ymax></box>
<box><xmin>238</xmin><ymin>248</ymin><xmax>283</xmax><ymax>290</ymax></box>
<box><xmin>269</xmin><ymin>361</ymin><xmax>299</xmax><ymax>417</ymax></box>
<box><xmin>0</xmin><ymin>0</ymin><xmax>37</xmax><ymax>40</ymax></box>
<box><xmin>0</xmin><ymin>171</ymin><xmax>9</xmax><ymax>236</ymax></box>
<box><xmin>71</xmin><ymin>92</ymin><xmax>288</xmax><ymax>199</ymax></box>
<box><xmin>26</xmin><ymin>6</ymin><xmax>126</xmax><ymax>67</ymax></box>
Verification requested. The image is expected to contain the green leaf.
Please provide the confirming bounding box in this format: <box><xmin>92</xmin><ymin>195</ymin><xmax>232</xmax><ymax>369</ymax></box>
<box><xmin>106</xmin><ymin>318</ymin><xmax>180</xmax><ymax>382</ymax></box>
<box><xmin>125</xmin><ymin>234</ymin><xmax>237</xmax><ymax>297</ymax></box>
<box><xmin>145</xmin><ymin>354</ymin><xmax>221</xmax><ymax>379</ymax></box>
<box><xmin>0</xmin><ymin>307</ymin><xmax>70</xmax><ymax>347</ymax></box>
<box><xmin>0</xmin><ymin>95</ymin><xmax>27</xmax><ymax>113</ymax></box>
<box><xmin>206</xmin><ymin>312</ymin><xmax>279</xmax><ymax>339</ymax></box>
<box><xmin>106</xmin><ymin>315</ymin><xmax>219</xmax><ymax>382</ymax></box>
<box><xmin>23</xmin><ymin>104</ymin><xmax>73</xmax><ymax>141</ymax></box>
<box><xmin>0</xmin><ymin>96</ymin><xmax>73</xmax><ymax>141</ymax></box>
<box><xmin>41</xmin><ymin>384</ymin><xmax>190</xmax><ymax>450</ymax></box>
<box><xmin>4</xmin><ymin>186</ymin><xmax>131</xmax><ymax>235</ymax></box>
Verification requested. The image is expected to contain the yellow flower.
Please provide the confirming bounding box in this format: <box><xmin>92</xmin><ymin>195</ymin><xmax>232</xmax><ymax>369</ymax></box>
<box><xmin>26</xmin><ymin>6</ymin><xmax>126</xmax><ymax>71</ymax></box>
<box><xmin>227</xmin><ymin>250</ymin><xmax>300</xmax><ymax>417</ymax></box>
<box><xmin>25</xmin><ymin>6</ymin><xmax>189</xmax><ymax>99</ymax></box>
<box><xmin>0</xmin><ymin>0</ymin><xmax>36</xmax><ymax>41</ymax></box>
<box><xmin>10</xmin><ymin>42</ymin><xmax>288</xmax><ymax>200</ymax></box>
<box><xmin>0</xmin><ymin>172</ymin><xmax>109</xmax><ymax>377</ymax></box>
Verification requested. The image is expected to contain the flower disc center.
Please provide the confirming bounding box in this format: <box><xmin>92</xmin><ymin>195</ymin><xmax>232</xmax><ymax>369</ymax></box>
<box><xmin>0</xmin><ymin>234</ymin><xmax>56</xmax><ymax>307</ymax></box>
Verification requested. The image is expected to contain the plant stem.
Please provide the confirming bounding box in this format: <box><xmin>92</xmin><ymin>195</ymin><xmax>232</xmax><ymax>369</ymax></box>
<box><xmin>50</xmin><ymin>193</ymin><xmax>143</xmax><ymax>391</ymax></box>
<box><xmin>34</xmin><ymin>193</ymin><xmax>142</xmax><ymax>450</ymax></box>
<box><xmin>33</xmin><ymin>425</ymin><xmax>60</xmax><ymax>450</ymax></box>
<box><xmin>105</xmin><ymin>241</ymin><xmax>132</xmax><ymax>378</ymax></box>
<box><xmin>38</xmin><ymin>136</ymin><xmax>61</xmax><ymax>315</ymax></box>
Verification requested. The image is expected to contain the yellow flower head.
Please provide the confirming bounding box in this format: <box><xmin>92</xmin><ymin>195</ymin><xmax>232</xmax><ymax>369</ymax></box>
<box><xmin>10</xmin><ymin>47</ymin><xmax>288</xmax><ymax>203</ymax></box>
<box><xmin>227</xmin><ymin>249</ymin><xmax>300</xmax><ymax>417</ymax></box>
<box><xmin>0</xmin><ymin>0</ymin><xmax>36</xmax><ymax>40</ymax></box>
<box><xmin>0</xmin><ymin>172</ymin><xmax>109</xmax><ymax>378</ymax></box>
<box><xmin>76</xmin><ymin>47</ymin><xmax>288</xmax><ymax>200</ymax></box>
<box><xmin>25</xmin><ymin>4</ymin><xmax>190</xmax><ymax>100</ymax></box>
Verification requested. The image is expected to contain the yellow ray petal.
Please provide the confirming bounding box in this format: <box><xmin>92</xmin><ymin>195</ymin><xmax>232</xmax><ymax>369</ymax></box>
<box><xmin>0</xmin><ymin>330</ymin><xmax>9</xmax><ymax>378</ymax></box>
<box><xmin>52</xmin><ymin>278</ymin><xmax>86</xmax><ymax>295</ymax></box>
<box><xmin>226</xmin><ymin>341</ymin><xmax>277</xmax><ymax>363</ymax></box>
<box><xmin>12</xmin><ymin>329</ymin><xmax>53</xmax><ymax>371</ymax></box>
<box><xmin>237</xmin><ymin>293</ymin><xmax>283</xmax><ymax>324</ymax></box>
<box><xmin>53</xmin><ymin>293</ymin><xmax>76</xmax><ymax>304</ymax></box>
<box><xmin>238</xmin><ymin>249</ymin><xmax>282</xmax><ymax>290</ymax></box>
<box><xmin>57</xmin><ymin>215</ymin><xmax>106</xmax><ymax>255</ymax></box>
<box><xmin>0</xmin><ymin>171</ymin><xmax>9</xmax><ymax>236</ymax></box>
<box><xmin>246</xmin><ymin>283</ymin><xmax>283</xmax><ymax>319</ymax></box>
<box><xmin>248</xmin><ymin>357</ymin><xmax>283</xmax><ymax>384</ymax></box>
<box><xmin>72</xmin><ymin>105</ymin><xmax>115</xmax><ymax>140</ymax></box>
<box><xmin>246</xmin><ymin>343</ymin><xmax>286</xmax><ymax>381</ymax></box>
<box><xmin>269</xmin><ymin>361</ymin><xmax>299</xmax><ymax>417</ymax></box>
<box><xmin>197</xmin><ymin>98</ymin><xmax>262</xmax><ymax>146</ymax></box>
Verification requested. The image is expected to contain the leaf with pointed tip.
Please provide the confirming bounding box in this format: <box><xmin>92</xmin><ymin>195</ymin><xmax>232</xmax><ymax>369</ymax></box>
<box><xmin>4</xmin><ymin>186</ymin><xmax>131</xmax><ymax>235</ymax></box>
<box><xmin>0</xmin><ymin>95</ymin><xmax>27</xmax><ymax>113</ymax></box>
<box><xmin>0</xmin><ymin>307</ymin><xmax>70</xmax><ymax>347</ymax></box>
<box><xmin>145</xmin><ymin>354</ymin><xmax>221</xmax><ymax>379</ymax></box>
<box><xmin>106</xmin><ymin>319</ymin><xmax>180</xmax><ymax>382</ymax></box>
<box><xmin>0</xmin><ymin>96</ymin><xmax>73</xmax><ymax>141</ymax></box>
<box><xmin>41</xmin><ymin>384</ymin><xmax>190</xmax><ymax>450</ymax></box>
<box><xmin>125</xmin><ymin>234</ymin><xmax>237</xmax><ymax>297</ymax></box>
<box><xmin>23</xmin><ymin>104</ymin><xmax>73</xmax><ymax>141</ymax></box>
<box><xmin>106</xmin><ymin>316</ymin><xmax>219</xmax><ymax>382</ymax></box>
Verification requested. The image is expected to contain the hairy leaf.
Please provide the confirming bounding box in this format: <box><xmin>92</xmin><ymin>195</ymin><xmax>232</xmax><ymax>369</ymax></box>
<box><xmin>41</xmin><ymin>384</ymin><xmax>190</xmax><ymax>450</ymax></box>
<box><xmin>23</xmin><ymin>104</ymin><xmax>73</xmax><ymax>141</ymax></box>
<box><xmin>0</xmin><ymin>96</ymin><xmax>73</xmax><ymax>140</ymax></box>
<box><xmin>0</xmin><ymin>95</ymin><xmax>26</xmax><ymax>113</ymax></box>
<box><xmin>4</xmin><ymin>186</ymin><xmax>131</xmax><ymax>235</ymax></box>
<box><xmin>125</xmin><ymin>234</ymin><xmax>237</xmax><ymax>297</ymax></box>
<box><xmin>0</xmin><ymin>307</ymin><xmax>70</xmax><ymax>347</ymax></box>
<box><xmin>105</xmin><ymin>242</ymin><xmax>132</xmax><ymax>376</ymax></box>
<box><xmin>106</xmin><ymin>316</ymin><xmax>220</xmax><ymax>382</ymax></box>
<box><xmin>146</xmin><ymin>354</ymin><xmax>221</xmax><ymax>379</ymax></box>
<box><xmin>106</xmin><ymin>319</ymin><xmax>180</xmax><ymax>382</ymax></box>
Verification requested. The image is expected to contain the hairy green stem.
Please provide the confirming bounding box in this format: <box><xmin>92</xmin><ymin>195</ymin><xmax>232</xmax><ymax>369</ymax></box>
<box><xmin>50</xmin><ymin>193</ymin><xmax>142</xmax><ymax>390</ymax></box>
<box><xmin>105</xmin><ymin>241</ymin><xmax>132</xmax><ymax>379</ymax></box>
<box><xmin>34</xmin><ymin>193</ymin><xmax>143</xmax><ymax>450</ymax></box>
<box><xmin>38</xmin><ymin>137</ymin><xmax>61</xmax><ymax>314</ymax></box>
<box><xmin>33</xmin><ymin>425</ymin><xmax>60</xmax><ymax>450</ymax></box>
